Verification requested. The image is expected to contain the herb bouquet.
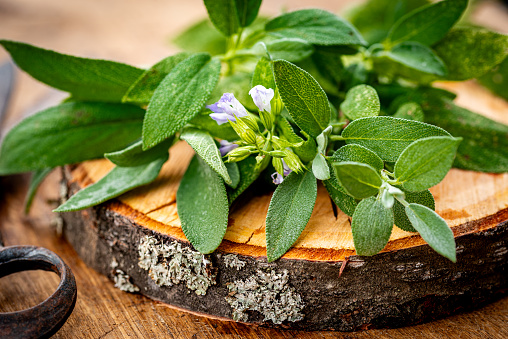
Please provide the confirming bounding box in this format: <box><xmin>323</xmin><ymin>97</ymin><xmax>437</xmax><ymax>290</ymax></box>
<box><xmin>1</xmin><ymin>0</ymin><xmax>507</xmax><ymax>268</ymax></box>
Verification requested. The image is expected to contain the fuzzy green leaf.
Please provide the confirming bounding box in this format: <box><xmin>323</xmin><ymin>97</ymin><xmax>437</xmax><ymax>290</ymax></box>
<box><xmin>227</xmin><ymin>156</ymin><xmax>261</xmax><ymax>204</ymax></box>
<box><xmin>234</xmin><ymin>0</ymin><xmax>262</xmax><ymax>28</ymax></box>
<box><xmin>331</xmin><ymin>144</ymin><xmax>384</xmax><ymax>171</ymax></box>
<box><xmin>177</xmin><ymin>155</ymin><xmax>229</xmax><ymax>254</ymax></box>
<box><xmin>24</xmin><ymin>168</ymin><xmax>53</xmax><ymax>214</ymax></box>
<box><xmin>180</xmin><ymin>127</ymin><xmax>231</xmax><ymax>185</ymax></box>
<box><xmin>340</xmin><ymin>84</ymin><xmax>380</xmax><ymax>120</ymax></box>
<box><xmin>405</xmin><ymin>203</ymin><xmax>456</xmax><ymax>262</ymax></box>
<box><xmin>252</xmin><ymin>57</ymin><xmax>276</xmax><ymax>90</ymax></box>
<box><xmin>341</xmin><ymin>116</ymin><xmax>450</xmax><ymax>162</ymax></box>
<box><xmin>323</xmin><ymin>180</ymin><xmax>358</xmax><ymax>217</ymax></box>
<box><xmin>203</xmin><ymin>0</ymin><xmax>240</xmax><ymax>36</ymax></box>
<box><xmin>386</xmin><ymin>0</ymin><xmax>467</xmax><ymax>46</ymax></box>
<box><xmin>333</xmin><ymin>161</ymin><xmax>382</xmax><ymax>199</ymax></box>
<box><xmin>393</xmin><ymin>102</ymin><xmax>424</xmax><ymax>121</ymax></box>
<box><xmin>105</xmin><ymin>138</ymin><xmax>173</xmax><ymax>167</ymax></box>
<box><xmin>265</xmin><ymin>9</ymin><xmax>366</xmax><ymax>46</ymax></box>
<box><xmin>384</xmin><ymin>41</ymin><xmax>447</xmax><ymax>76</ymax></box>
<box><xmin>393</xmin><ymin>189</ymin><xmax>434</xmax><ymax>232</ymax></box>
<box><xmin>142</xmin><ymin>53</ymin><xmax>220</xmax><ymax>150</ymax></box>
<box><xmin>122</xmin><ymin>52</ymin><xmax>192</xmax><ymax>106</ymax></box>
<box><xmin>351</xmin><ymin>197</ymin><xmax>394</xmax><ymax>256</ymax></box>
<box><xmin>0</xmin><ymin>40</ymin><xmax>143</xmax><ymax>102</ymax></box>
<box><xmin>172</xmin><ymin>19</ymin><xmax>227</xmax><ymax>55</ymax></box>
<box><xmin>433</xmin><ymin>27</ymin><xmax>508</xmax><ymax>81</ymax></box>
<box><xmin>0</xmin><ymin>102</ymin><xmax>144</xmax><ymax>175</ymax></box>
<box><xmin>55</xmin><ymin>155</ymin><xmax>167</xmax><ymax>212</ymax></box>
<box><xmin>311</xmin><ymin>153</ymin><xmax>330</xmax><ymax>180</ymax></box>
<box><xmin>226</xmin><ymin>162</ymin><xmax>240</xmax><ymax>189</ymax></box>
<box><xmin>478</xmin><ymin>57</ymin><xmax>508</xmax><ymax>101</ymax></box>
<box><xmin>273</xmin><ymin>60</ymin><xmax>330</xmax><ymax>138</ymax></box>
<box><xmin>264</xmin><ymin>38</ymin><xmax>314</xmax><ymax>62</ymax></box>
<box><xmin>395</xmin><ymin>136</ymin><xmax>461</xmax><ymax>191</ymax></box>
<box><xmin>266</xmin><ymin>170</ymin><xmax>317</xmax><ymax>262</ymax></box>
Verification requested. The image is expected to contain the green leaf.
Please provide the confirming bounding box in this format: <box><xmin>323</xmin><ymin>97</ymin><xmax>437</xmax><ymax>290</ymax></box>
<box><xmin>227</xmin><ymin>156</ymin><xmax>261</xmax><ymax>204</ymax></box>
<box><xmin>478</xmin><ymin>57</ymin><xmax>508</xmax><ymax>100</ymax></box>
<box><xmin>0</xmin><ymin>40</ymin><xmax>143</xmax><ymax>102</ymax></box>
<box><xmin>122</xmin><ymin>52</ymin><xmax>192</xmax><ymax>106</ymax></box>
<box><xmin>252</xmin><ymin>57</ymin><xmax>276</xmax><ymax>90</ymax></box>
<box><xmin>234</xmin><ymin>0</ymin><xmax>262</xmax><ymax>28</ymax></box>
<box><xmin>142</xmin><ymin>53</ymin><xmax>221</xmax><ymax>150</ymax></box>
<box><xmin>172</xmin><ymin>19</ymin><xmax>227</xmax><ymax>55</ymax></box>
<box><xmin>394</xmin><ymin>136</ymin><xmax>461</xmax><ymax>191</ymax></box>
<box><xmin>323</xmin><ymin>180</ymin><xmax>358</xmax><ymax>217</ymax></box>
<box><xmin>24</xmin><ymin>168</ymin><xmax>53</xmax><ymax>214</ymax></box>
<box><xmin>340</xmin><ymin>84</ymin><xmax>380</xmax><ymax>120</ymax></box>
<box><xmin>265</xmin><ymin>9</ymin><xmax>366</xmax><ymax>46</ymax></box>
<box><xmin>277</xmin><ymin>118</ymin><xmax>317</xmax><ymax>163</ymax></box>
<box><xmin>105</xmin><ymin>138</ymin><xmax>173</xmax><ymax>167</ymax></box>
<box><xmin>384</xmin><ymin>41</ymin><xmax>447</xmax><ymax>76</ymax></box>
<box><xmin>393</xmin><ymin>102</ymin><xmax>424</xmax><ymax>121</ymax></box>
<box><xmin>264</xmin><ymin>39</ymin><xmax>314</xmax><ymax>62</ymax></box>
<box><xmin>266</xmin><ymin>170</ymin><xmax>317</xmax><ymax>262</ymax></box>
<box><xmin>203</xmin><ymin>0</ymin><xmax>240</xmax><ymax>36</ymax></box>
<box><xmin>189</xmin><ymin>112</ymin><xmax>238</xmax><ymax>141</ymax></box>
<box><xmin>386</xmin><ymin>0</ymin><xmax>467</xmax><ymax>46</ymax></box>
<box><xmin>433</xmin><ymin>27</ymin><xmax>508</xmax><ymax>81</ymax></box>
<box><xmin>55</xmin><ymin>155</ymin><xmax>167</xmax><ymax>212</ymax></box>
<box><xmin>332</xmin><ymin>144</ymin><xmax>384</xmax><ymax>171</ymax></box>
<box><xmin>351</xmin><ymin>197</ymin><xmax>394</xmax><ymax>256</ymax></box>
<box><xmin>393</xmin><ymin>189</ymin><xmax>434</xmax><ymax>232</ymax></box>
<box><xmin>405</xmin><ymin>203</ymin><xmax>456</xmax><ymax>262</ymax></box>
<box><xmin>341</xmin><ymin>116</ymin><xmax>450</xmax><ymax>162</ymax></box>
<box><xmin>332</xmin><ymin>161</ymin><xmax>382</xmax><ymax>199</ymax></box>
<box><xmin>226</xmin><ymin>162</ymin><xmax>240</xmax><ymax>189</ymax></box>
<box><xmin>0</xmin><ymin>102</ymin><xmax>144</xmax><ymax>175</ymax></box>
<box><xmin>177</xmin><ymin>155</ymin><xmax>229</xmax><ymax>254</ymax></box>
<box><xmin>312</xmin><ymin>153</ymin><xmax>330</xmax><ymax>180</ymax></box>
<box><xmin>273</xmin><ymin>60</ymin><xmax>330</xmax><ymax>138</ymax></box>
<box><xmin>478</xmin><ymin>57</ymin><xmax>508</xmax><ymax>101</ymax></box>
<box><xmin>180</xmin><ymin>127</ymin><xmax>231</xmax><ymax>185</ymax></box>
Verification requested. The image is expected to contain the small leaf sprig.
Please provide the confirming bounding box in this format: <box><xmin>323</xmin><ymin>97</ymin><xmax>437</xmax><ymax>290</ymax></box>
<box><xmin>0</xmin><ymin>0</ymin><xmax>506</xmax><ymax>263</ymax></box>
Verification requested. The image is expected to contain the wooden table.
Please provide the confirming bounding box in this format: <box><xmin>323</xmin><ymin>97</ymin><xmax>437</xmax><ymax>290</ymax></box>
<box><xmin>1</xmin><ymin>0</ymin><xmax>507</xmax><ymax>337</ymax></box>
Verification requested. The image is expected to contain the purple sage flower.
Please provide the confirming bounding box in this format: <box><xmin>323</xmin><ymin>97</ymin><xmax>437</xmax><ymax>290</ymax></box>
<box><xmin>207</xmin><ymin>93</ymin><xmax>249</xmax><ymax>125</ymax></box>
<box><xmin>249</xmin><ymin>85</ymin><xmax>274</xmax><ymax>113</ymax></box>
<box><xmin>271</xmin><ymin>159</ymin><xmax>292</xmax><ymax>185</ymax></box>
<box><xmin>219</xmin><ymin>140</ymin><xmax>238</xmax><ymax>157</ymax></box>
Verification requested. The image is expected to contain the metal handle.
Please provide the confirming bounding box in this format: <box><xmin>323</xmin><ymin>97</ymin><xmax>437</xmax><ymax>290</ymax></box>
<box><xmin>0</xmin><ymin>246</ymin><xmax>77</xmax><ymax>339</ymax></box>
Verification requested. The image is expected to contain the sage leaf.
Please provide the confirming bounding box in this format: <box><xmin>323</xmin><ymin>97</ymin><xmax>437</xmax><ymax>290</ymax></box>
<box><xmin>478</xmin><ymin>57</ymin><xmax>508</xmax><ymax>101</ymax></box>
<box><xmin>395</xmin><ymin>136</ymin><xmax>461</xmax><ymax>191</ymax></box>
<box><xmin>234</xmin><ymin>0</ymin><xmax>262</xmax><ymax>28</ymax></box>
<box><xmin>433</xmin><ymin>27</ymin><xmax>508</xmax><ymax>81</ymax></box>
<box><xmin>405</xmin><ymin>203</ymin><xmax>456</xmax><ymax>262</ymax></box>
<box><xmin>227</xmin><ymin>156</ymin><xmax>260</xmax><ymax>204</ymax></box>
<box><xmin>226</xmin><ymin>162</ymin><xmax>240</xmax><ymax>189</ymax></box>
<box><xmin>105</xmin><ymin>138</ymin><xmax>173</xmax><ymax>167</ymax></box>
<box><xmin>266</xmin><ymin>170</ymin><xmax>317</xmax><ymax>262</ymax></box>
<box><xmin>177</xmin><ymin>155</ymin><xmax>229</xmax><ymax>254</ymax></box>
<box><xmin>180</xmin><ymin>127</ymin><xmax>231</xmax><ymax>185</ymax></box>
<box><xmin>393</xmin><ymin>189</ymin><xmax>434</xmax><ymax>232</ymax></box>
<box><xmin>0</xmin><ymin>102</ymin><xmax>144</xmax><ymax>175</ymax></box>
<box><xmin>277</xmin><ymin>118</ymin><xmax>317</xmax><ymax>163</ymax></box>
<box><xmin>55</xmin><ymin>155</ymin><xmax>168</xmax><ymax>212</ymax></box>
<box><xmin>393</xmin><ymin>102</ymin><xmax>424</xmax><ymax>121</ymax></box>
<box><xmin>264</xmin><ymin>38</ymin><xmax>314</xmax><ymax>62</ymax></box>
<box><xmin>386</xmin><ymin>0</ymin><xmax>467</xmax><ymax>46</ymax></box>
<box><xmin>323</xmin><ymin>180</ymin><xmax>358</xmax><ymax>217</ymax></box>
<box><xmin>252</xmin><ymin>57</ymin><xmax>276</xmax><ymax>90</ymax></box>
<box><xmin>24</xmin><ymin>168</ymin><xmax>53</xmax><ymax>214</ymax></box>
<box><xmin>332</xmin><ymin>161</ymin><xmax>382</xmax><ymax>199</ymax></box>
<box><xmin>351</xmin><ymin>197</ymin><xmax>394</xmax><ymax>256</ymax></box>
<box><xmin>122</xmin><ymin>52</ymin><xmax>192</xmax><ymax>106</ymax></box>
<box><xmin>265</xmin><ymin>9</ymin><xmax>366</xmax><ymax>46</ymax></box>
<box><xmin>203</xmin><ymin>0</ymin><xmax>240</xmax><ymax>36</ymax></box>
<box><xmin>341</xmin><ymin>116</ymin><xmax>450</xmax><ymax>162</ymax></box>
<box><xmin>172</xmin><ymin>19</ymin><xmax>227</xmax><ymax>56</ymax></box>
<box><xmin>384</xmin><ymin>42</ymin><xmax>447</xmax><ymax>76</ymax></box>
<box><xmin>312</xmin><ymin>153</ymin><xmax>330</xmax><ymax>180</ymax></box>
<box><xmin>0</xmin><ymin>40</ymin><xmax>143</xmax><ymax>102</ymax></box>
<box><xmin>331</xmin><ymin>144</ymin><xmax>384</xmax><ymax>171</ymax></box>
<box><xmin>273</xmin><ymin>60</ymin><xmax>330</xmax><ymax>138</ymax></box>
<box><xmin>142</xmin><ymin>53</ymin><xmax>221</xmax><ymax>150</ymax></box>
<box><xmin>340</xmin><ymin>84</ymin><xmax>380</xmax><ymax>120</ymax></box>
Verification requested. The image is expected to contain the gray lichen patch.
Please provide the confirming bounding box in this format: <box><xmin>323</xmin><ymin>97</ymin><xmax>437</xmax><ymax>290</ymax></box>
<box><xmin>225</xmin><ymin>269</ymin><xmax>305</xmax><ymax>324</ymax></box>
<box><xmin>223</xmin><ymin>254</ymin><xmax>246</xmax><ymax>270</ymax></box>
<box><xmin>111</xmin><ymin>258</ymin><xmax>140</xmax><ymax>293</ymax></box>
<box><xmin>138</xmin><ymin>236</ymin><xmax>216</xmax><ymax>296</ymax></box>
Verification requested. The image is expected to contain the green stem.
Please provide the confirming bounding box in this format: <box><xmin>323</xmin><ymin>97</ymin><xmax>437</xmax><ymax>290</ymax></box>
<box><xmin>329</xmin><ymin>135</ymin><xmax>346</xmax><ymax>141</ymax></box>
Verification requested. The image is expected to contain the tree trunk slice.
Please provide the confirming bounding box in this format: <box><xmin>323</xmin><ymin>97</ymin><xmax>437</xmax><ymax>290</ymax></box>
<box><xmin>60</xmin><ymin>81</ymin><xmax>508</xmax><ymax>331</ymax></box>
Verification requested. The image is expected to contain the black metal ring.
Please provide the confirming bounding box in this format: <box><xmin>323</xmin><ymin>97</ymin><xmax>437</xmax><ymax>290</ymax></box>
<box><xmin>0</xmin><ymin>246</ymin><xmax>77</xmax><ymax>339</ymax></box>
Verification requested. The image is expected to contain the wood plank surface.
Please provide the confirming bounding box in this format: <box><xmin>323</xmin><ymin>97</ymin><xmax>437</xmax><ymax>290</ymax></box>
<box><xmin>1</xmin><ymin>0</ymin><xmax>508</xmax><ymax>337</ymax></box>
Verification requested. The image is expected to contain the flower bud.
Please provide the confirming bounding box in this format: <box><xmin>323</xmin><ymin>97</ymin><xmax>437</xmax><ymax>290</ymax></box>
<box><xmin>229</xmin><ymin>118</ymin><xmax>257</xmax><ymax>144</ymax></box>
<box><xmin>241</xmin><ymin>114</ymin><xmax>260</xmax><ymax>132</ymax></box>
<box><xmin>282</xmin><ymin>149</ymin><xmax>305</xmax><ymax>173</ymax></box>
<box><xmin>271</xmin><ymin>89</ymin><xmax>284</xmax><ymax>115</ymax></box>
<box><xmin>272</xmin><ymin>157</ymin><xmax>285</xmax><ymax>176</ymax></box>
<box><xmin>268</xmin><ymin>150</ymin><xmax>286</xmax><ymax>158</ymax></box>
<box><xmin>225</xmin><ymin>146</ymin><xmax>254</xmax><ymax>162</ymax></box>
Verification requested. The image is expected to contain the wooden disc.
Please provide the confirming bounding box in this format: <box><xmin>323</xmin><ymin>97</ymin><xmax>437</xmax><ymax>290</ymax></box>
<box><xmin>61</xmin><ymin>82</ymin><xmax>508</xmax><ymax>331</ymax></box>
